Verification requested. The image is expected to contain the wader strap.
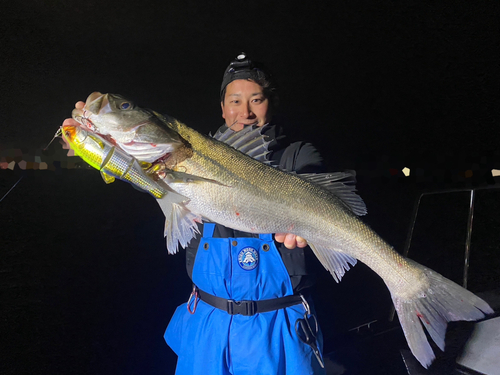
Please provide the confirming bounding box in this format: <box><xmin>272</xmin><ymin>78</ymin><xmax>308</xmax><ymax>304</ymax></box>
<box><xmin>203</xmin><ymin>223</ymin><xmax>216</xmax><ymax>237</ymax></box>
<box><xmin>196</xmin><ymin>287</ymin><xmax>303</xmax><ymax>316</ymax></box>
<box><xmin>258</xmin><ymin>233</ymin><xmax>273</xmax><ymax>241</ymax></box>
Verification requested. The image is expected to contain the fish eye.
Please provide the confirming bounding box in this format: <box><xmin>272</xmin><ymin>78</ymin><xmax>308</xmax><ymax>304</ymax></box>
<box><xmin>120</xmin><ymin>102</ymin><xmax>132</xmax><ymax>110</ymax></box>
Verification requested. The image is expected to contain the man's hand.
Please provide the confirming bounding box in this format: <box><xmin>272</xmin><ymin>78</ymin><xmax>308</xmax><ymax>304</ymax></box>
<box><xmin>62</xmin><ymin>101</ymin><xmax>85</xmax><ymax>127</ymax></box>
<box><xmin>274</xmin><ymin>233</ymin><xmax>308</xmax><ymax>249</ymax></box>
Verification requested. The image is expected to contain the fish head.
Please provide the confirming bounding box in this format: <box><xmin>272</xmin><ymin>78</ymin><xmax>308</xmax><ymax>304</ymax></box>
<box><xmin>72</xmin><ymin>92</ymin><xmax>149</xmax><ymax>135</ymax></box>
<box><xmin>72</xmin><ymin>92</ymin><xmax>186</xmax><ymax>162</ymax></box>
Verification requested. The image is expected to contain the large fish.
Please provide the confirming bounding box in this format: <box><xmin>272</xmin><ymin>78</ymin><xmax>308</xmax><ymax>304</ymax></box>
<box><xmin>70</xmin><ymin>92</ymin><xmax>493</xmax><ymax>369</ymax></box>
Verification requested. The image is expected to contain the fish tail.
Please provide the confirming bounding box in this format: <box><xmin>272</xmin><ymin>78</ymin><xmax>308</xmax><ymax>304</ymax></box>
<box><xmin>391</xmin><ymin>259</ymin><xmax>493</xmax><ymax>369</ymax></box>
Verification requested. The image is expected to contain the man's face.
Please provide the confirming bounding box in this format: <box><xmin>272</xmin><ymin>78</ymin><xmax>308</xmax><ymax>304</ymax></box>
<box><xmin>221</xmin><ymin>79</ymin><xmax>271</xmax><ymax>131</ymax></box>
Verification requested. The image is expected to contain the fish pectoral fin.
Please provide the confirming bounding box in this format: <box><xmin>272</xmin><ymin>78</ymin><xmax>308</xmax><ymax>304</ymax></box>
<box><xmin>156</xmin><ymin>193</ymin><xmax>201</xmax><ymax>254</ymax></box>
<box><xmin>100</xmin><ymin>170</ymin><xmax>115</xmax><ymax>184</ymax></box>
<box><xmin>299</xmin><ymin>171</ymin><xmax>367</xmax><ymax>216</ymax></box>
<box><xmin>166</xmin><ymin>171</ymin><xmax>227</xmax><ymax>186</ymax></box>
<box><xmin>308</xmin><ymin>243</ymin><xmax>357</xmax><ymax>283</ymax></box>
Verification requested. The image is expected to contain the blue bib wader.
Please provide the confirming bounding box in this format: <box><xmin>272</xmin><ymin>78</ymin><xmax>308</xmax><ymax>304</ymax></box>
<box><xmin>165</xmin><ymin>223</ymin><xmax>325</xmax><ymax>375</ymax></box>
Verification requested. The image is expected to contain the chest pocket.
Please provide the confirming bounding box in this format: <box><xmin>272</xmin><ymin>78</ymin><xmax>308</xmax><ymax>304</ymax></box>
<box><xmin>192</xmin><ymin>223</ymin><xmax>294</xmax><ymax>301</ymax></box>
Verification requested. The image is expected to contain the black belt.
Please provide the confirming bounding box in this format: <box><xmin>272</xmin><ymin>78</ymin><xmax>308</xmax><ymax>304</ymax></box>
<box><xmin>196</xmin><ymin>288</ymin><xmax>303</xmax><ymax>316</ymax></box>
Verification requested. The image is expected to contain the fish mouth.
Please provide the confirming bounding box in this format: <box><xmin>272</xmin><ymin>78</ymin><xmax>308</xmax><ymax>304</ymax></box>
<box><xmin>85</xmin><ymin>92</ymin><xmax>108</xmax><ymax>115</ymax></box>
<box><xmin>72</xmin><ymin>92</ymin><xmax>109</xmax><ymax>133</ymax></box>
<box><xmin>72</xmin><ymin>92</ymin><xmax>106</xmax><ymax>119</ymax></box>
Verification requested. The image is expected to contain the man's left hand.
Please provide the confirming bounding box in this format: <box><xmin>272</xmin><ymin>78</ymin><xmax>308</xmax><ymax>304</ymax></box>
<box><xmin>274</xmin><ymin>233</ymin><xmax>308</xmax><ymax>249</ymax></box>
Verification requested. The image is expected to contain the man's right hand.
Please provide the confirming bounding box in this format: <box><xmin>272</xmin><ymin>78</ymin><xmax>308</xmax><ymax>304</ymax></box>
<box><xmin>62</xmin><ymin>101</ymin><xmax>85</xmax><ymax>127</ymax></box>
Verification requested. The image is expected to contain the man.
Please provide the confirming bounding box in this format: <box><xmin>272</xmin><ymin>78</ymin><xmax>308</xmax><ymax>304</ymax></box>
<box><xmin>164</xmin><ymin>53</ymin><xmax>326</xmax><ymax>375</ymax></box>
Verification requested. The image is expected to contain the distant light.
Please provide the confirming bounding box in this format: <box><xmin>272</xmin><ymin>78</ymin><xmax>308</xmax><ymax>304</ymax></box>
<box><xmin>402</xmin><ymin>167</ymin><xmax>410</xmax><ymax>177</ymax></box>
<box><xmin>492</xmin><ymin>169</ymin><xmax>500</xmax><ymax>177</ymax></box>
<box><xmin>8</xmin><ymin>161</ymin><xmax>15</xmax><ymax>170</ymax></box>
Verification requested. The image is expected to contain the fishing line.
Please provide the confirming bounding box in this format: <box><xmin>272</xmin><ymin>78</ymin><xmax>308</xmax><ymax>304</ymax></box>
<box><xmin>44</xmin><ymin>127</ymin><xmax>62</xmax><ymax>150</ymax></box>
<box><xmin>1</xmin><ymin>127</ymin><xmax>60</xmax><ymax>204</ymax></box>
<box><xmin>0</xmin><ymin>176</ymin><xmax>24</xmax><ymax>204</ymax></box>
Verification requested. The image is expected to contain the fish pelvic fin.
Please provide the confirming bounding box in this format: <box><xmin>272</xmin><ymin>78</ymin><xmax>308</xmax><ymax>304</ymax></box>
<box><xmin>391</xmin><ymin>258</ymin><xmax>494</xmax><ymax>369</ymax></box>
<box><xmin>155</xmin><ymin>190</ymin><xmax>201</xmax><ymax>254</ymax></box>
<box><xmin>308</xmin><ymin>243</ymin><xmax>357</xmax><ymax>283</ymax></box>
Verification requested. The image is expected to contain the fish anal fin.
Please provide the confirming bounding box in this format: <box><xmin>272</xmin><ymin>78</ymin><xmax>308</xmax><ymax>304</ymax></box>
<box><xmin>308</xmin><ymin>243</ymin><xmax>357</xmax><ymax>283</ymax></box>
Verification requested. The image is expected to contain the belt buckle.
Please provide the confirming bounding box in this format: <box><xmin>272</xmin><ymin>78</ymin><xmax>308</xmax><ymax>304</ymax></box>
<box><xmin>227</xmin><ymin>299</ymin><xmax>257</xmax><ymax>316</ymax></box>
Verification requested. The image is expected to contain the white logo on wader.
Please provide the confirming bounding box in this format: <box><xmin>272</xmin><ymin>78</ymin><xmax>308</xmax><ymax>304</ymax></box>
<box><xmin>238</xmin><ymin>247</ymin><xmax>259</xmax><ymax>270</ymax></box>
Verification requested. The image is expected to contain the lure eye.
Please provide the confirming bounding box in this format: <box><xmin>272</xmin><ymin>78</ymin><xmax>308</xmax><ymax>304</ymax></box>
<box><xmin>120</xmin><ymin>102</ymin><xmax>132</xmax><ymax>110</ymax></box>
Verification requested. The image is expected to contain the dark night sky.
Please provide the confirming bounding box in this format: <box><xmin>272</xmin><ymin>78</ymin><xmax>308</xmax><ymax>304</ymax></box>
<box><xmin>1</xmin><ymin>1</ymin><xmax>499</xmax><ymax>374</ymax></box>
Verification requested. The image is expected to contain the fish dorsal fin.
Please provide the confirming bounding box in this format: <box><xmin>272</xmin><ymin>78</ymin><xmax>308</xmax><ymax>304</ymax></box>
<box><xmin>155</xmin><ymin>187</ymin><xmax>202</xmax><ymax>254</ymax></box>
<box><xmin>299</xmin><ymin>171</ymin><xmax>367</xmax><ymax>216</ymax></box>
<box><xmin>213</xmin><ymin>125</ymin><xmax>272</xmax><ymax>164</ymax></box>
<box><xmin>100</xmin><ymin>170</ymin><xmax>115</xmax><ymax>184</ymax></box>
<box><xmin>308</xmin><ymin>243</ymin><xmax>357</xmax><ymax>283</ymax></box>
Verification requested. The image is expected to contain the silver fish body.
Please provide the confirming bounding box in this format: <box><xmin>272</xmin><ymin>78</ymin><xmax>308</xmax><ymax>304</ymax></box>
<box><xmin>73</xmin><ymin>92</ymin><xmax>494</xmax><ymax>369</ymax></box>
